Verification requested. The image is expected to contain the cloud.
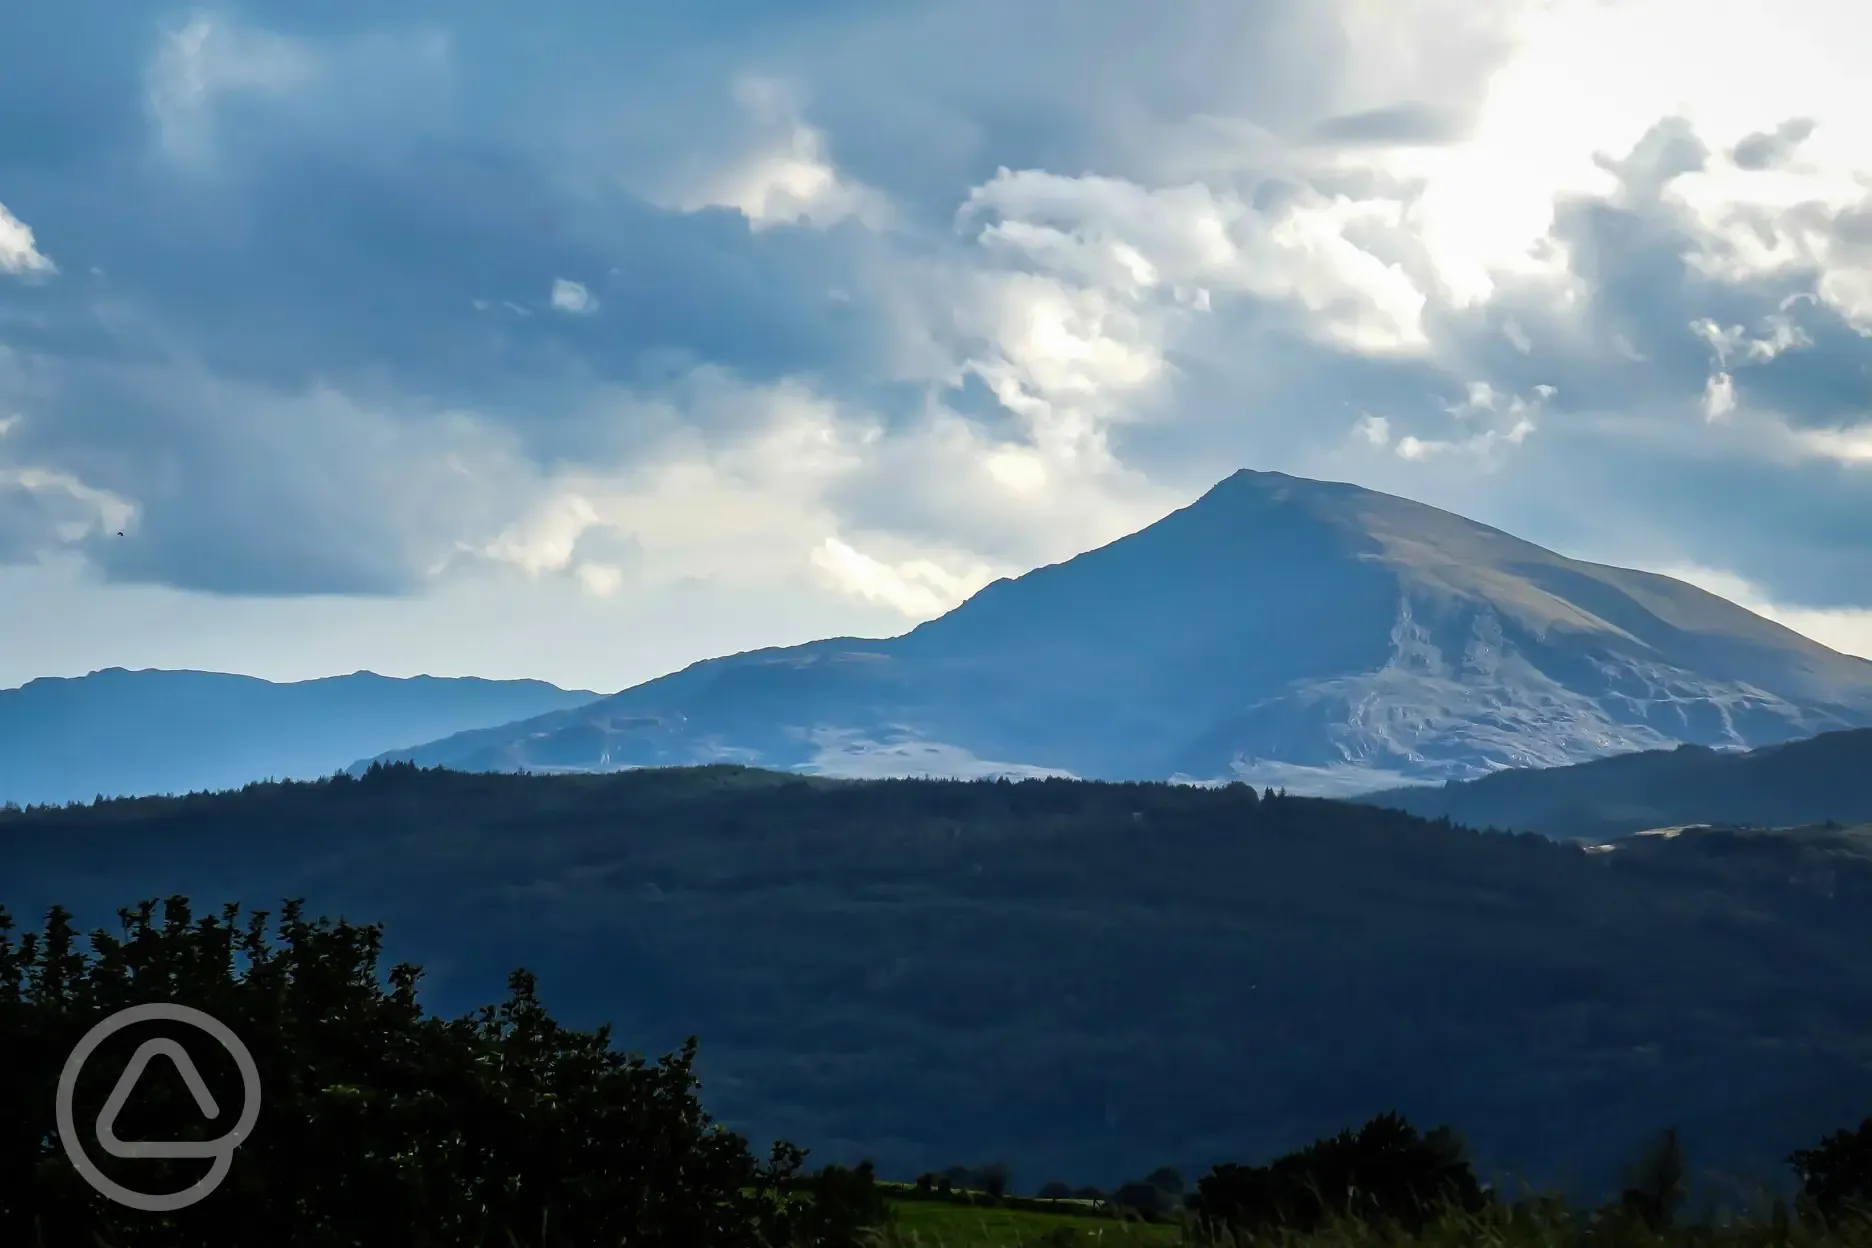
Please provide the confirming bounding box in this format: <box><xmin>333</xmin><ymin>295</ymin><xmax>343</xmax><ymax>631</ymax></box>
<box><xmin>959</xmin><ymin>167</ymin><xmax>1434</xmax><ymax>354</ymax></box>
<box><xmin>550</xmin><ymin>278</ymin><xmax>596</xmax><ymax>315</ymax></box>
<box><xmin>145</xmin><ymin>12</ymin><xmax>323</xmax><ymax>168</ymax></box>
<box><xmin>0</xmin><ymin>203</ymin><xmax>55</xmax><ymax>276</ymax></box>
<box><xmin>1354</xmin><ymin>381</ymin><xmax>1552</xmax><ymax>462</ymax></box>
<box><xmin>0</xmin><ymin>0</ymin><xmax>1869</xmax><ymax>690</ymax></box>
<box><xmin>809</xmin><ymin>536</ymin><xmax>1000</xmax><ymax>618</ymax></box>
<box><xmin>659</xmin><ymin>77</ymin><xmax>891</xmax><ymax>232</ymax></box>
<box><xmin>1730</xmin><ymin>117</ymin><xmax>1817</xmax><ymax>171</ymax></box>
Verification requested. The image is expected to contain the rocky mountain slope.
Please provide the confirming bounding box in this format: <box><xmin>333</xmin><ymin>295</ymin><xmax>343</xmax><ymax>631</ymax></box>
<box><xmin>360</xmin><ymin>470</ymin><xmax>1872</xmax><ymax>793</ymax></box>
<box><xmin>0</xmin><ymin>668</ymin><xmax>601</xmax><ymax>807</ymax></box>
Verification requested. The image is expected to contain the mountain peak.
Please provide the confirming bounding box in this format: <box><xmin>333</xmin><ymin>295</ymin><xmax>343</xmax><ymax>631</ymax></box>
<box><xmin>364</xmin><ymin>470</ymin><xmax>1872</xmax><ymax>792</ymax></box>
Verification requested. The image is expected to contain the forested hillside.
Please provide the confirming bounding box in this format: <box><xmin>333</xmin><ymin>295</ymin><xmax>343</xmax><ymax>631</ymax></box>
<box><xmin>7</xmin><ymin>765</ymin><xmax>1872</xmax><ymax>1199</ymax></box>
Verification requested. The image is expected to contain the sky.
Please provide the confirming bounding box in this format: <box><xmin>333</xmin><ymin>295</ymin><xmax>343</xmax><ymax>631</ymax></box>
<box><xmin>2</xmin><ymin>0</ymin><xmax>1870</xmax><ymax>693</ymax></box>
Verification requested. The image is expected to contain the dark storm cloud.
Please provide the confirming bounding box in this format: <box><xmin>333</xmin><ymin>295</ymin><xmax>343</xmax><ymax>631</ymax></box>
<box><xmin>0</xmin><ymin>0</ymin><xmax>1866</xmax><ymax>622</ymax></box>
<box><xmin>1730</xmin><ymin>117</ymin><xmax>1817</xmax><ymax>171</ymax></box>
<box><xmin>0</xmin><ymin>0</ymin><xmax>934</xmax><ymax>594</ymax></box>
<box><xmin>1305</xmin><ymin>103</ymin><xmax>1464</xmax><ymax>147</ymax></box>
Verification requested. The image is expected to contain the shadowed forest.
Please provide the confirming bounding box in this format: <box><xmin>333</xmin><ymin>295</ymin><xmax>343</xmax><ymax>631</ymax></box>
<box><xmin>4</xmin><ymin>894</ymin><xmax>1871</xmax><ymax>1246</ymax></box>
<box><xmin>5</xmin><ymin>764</ymin><xmax>1872</xmax><ymax>1244</ymax></box>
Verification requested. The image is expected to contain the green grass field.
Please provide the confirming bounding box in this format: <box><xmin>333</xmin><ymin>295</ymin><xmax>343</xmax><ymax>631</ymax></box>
<box><xmin>877</xmin><ymin>1197</ymin><xmax>1179</xmax><ymax>1246</ymax></box>
<box><xmin>866</xmin><ymin>1194</ymin><xmax>1872</xmax><ymax>1248</ymax></box>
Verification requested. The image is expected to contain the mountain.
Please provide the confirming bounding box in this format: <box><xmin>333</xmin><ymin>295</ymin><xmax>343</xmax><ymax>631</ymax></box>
<box><xmin>0</xmin><ymin>668</ymin><xmax>602</xmax><ymax>807</ymax></box>
<box><xmin>360</xmin><ymin>470</ymin><xmax>1872</xmax><ymax>793</ymax></box>
<box><xmin>7</xmin><ymin>767</ymin><xmax>1871</xmax><ymax>1195</ymax></box>
<box><xmin>1356</xmin><ymin>726</ymin><xmax>1872</xmax><ymax>841</ymax></box>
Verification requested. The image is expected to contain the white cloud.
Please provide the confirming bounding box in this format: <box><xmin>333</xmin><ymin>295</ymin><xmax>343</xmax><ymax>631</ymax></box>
<box><xmin>667</xmin><ymin>76</ymin><xmax>891</xmax><ymax>232</ymax></box>
<box><xmin>960</xmin><ymin>168</ymin><xmax>1432</xmax><ymax>355</ymax></box>
<box><xmin>550</xmin><ymin>278</ymin><xmax>597</xmax><ymax>314</ymax></box>
<box><xmin>1788</xmin><ymin>423</ymin><xmax>1872</xmax><ymax>466</ymax></box>
<box><xmin>1354</xmin><ymin>382</ymin><xmax>1551</xmax><ymax>463</ymax></box>
<box><xmin>0</xmin><ymin>414</ymin><xmax>137</xmax><ymax>553</ymax></box>
<box><xmin>7</xmin><ymin>0</ymin><xmax>1872</xmax><ymax>687</ymax></box>
<box><xmin>471</xmin><ymin>375</ymin><xmax>886</xmax><ymax>599</ymax></box>
<box><xmin>145</xmin><ymin>12</ymin><xmax>322</xmax><ymax>166</ymax></box>
<box><xmin>1701</xmin><ymin>372</ymin><xmax>1737</xmax><ymax>422</ymax></box>
<box><xmin>809</xmin><ymin>536</ymin><xmax>1000</xmax><ymax>618</ymax></box>
<box><xmin>0</xmin><ymin>203</ymin><xmax>56</xmax><ymax>277</ymax></box>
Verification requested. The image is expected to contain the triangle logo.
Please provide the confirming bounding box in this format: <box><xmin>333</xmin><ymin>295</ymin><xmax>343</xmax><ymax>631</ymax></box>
<box><xmin>95</xmin><ymin>1038</ymin><xmax>228</xmax><ymax>1160</ymax></box>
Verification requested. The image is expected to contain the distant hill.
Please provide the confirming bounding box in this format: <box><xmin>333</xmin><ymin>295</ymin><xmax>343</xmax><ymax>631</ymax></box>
<box><xmin>360</xmin><ymin>470</ymin><xmax>1872</xmax><ymax>792</ymax></box>
<box><xmin>0</xmin><ymin>668</ymin><xmax>602</xmax><ymax>807</ymax></box>
<box><xmin>5</xmin><ymin>766</ymin><xmax>1870</xmax><ymax>1198</ymax></box>
<box><xmin>1355</xmin><ymin>727</ymin><xmax>1872</xmax><ymax>841</ymax></box>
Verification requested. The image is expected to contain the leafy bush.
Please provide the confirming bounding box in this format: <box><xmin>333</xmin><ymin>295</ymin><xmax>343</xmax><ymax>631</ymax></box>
<box><xmin>1110</xmin><ymin>1179</ymin><xmax>1168</xmax><ymax>1217</ymax></box>
<box><xmin>1188</xmin><ymin>1111</ymin><xmax>1490</xmax><ymax>1236</ymax></box>
<box><xmin>777</xmin><ymin>1159</ymin><xmax>894</xmax><ymax>1248</ymax></box>
<box><xmin>1790</xmin><ymin>1117</ymin><xmax>1872</xmax><ymax>1220</ymax></box>
<box><xmin>1617</xmin><ymin>1127</ymin><xmax>1690</xmax><ymax>1231</ymax></box>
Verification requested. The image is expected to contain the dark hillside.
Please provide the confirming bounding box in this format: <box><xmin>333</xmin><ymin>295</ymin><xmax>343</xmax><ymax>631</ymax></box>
<box><xmin>7</xmin><ymin>765</ymin><xmax>1871</xmax><ymax>1197</ymax></box>
<box><xmin>1358</xmin><ymin>727</ymin><xmax>1872</xmax><ymax>840</ymax></box>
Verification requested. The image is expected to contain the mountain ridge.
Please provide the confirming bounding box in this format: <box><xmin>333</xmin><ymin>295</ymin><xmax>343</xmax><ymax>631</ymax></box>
<box><xmin>1356</xmin><ymin>725</ymin><xmax>1872</xmax><ymax>840</ymax></box>
<box><xmin>0</xmin><ymin>667</ymin><xmax>604</xmax><ymax>807</ymax></box>
<box><xmin>357</xmin><ymin>469</ymin><xmax>1872</xmax><ymax>791</ymax></box>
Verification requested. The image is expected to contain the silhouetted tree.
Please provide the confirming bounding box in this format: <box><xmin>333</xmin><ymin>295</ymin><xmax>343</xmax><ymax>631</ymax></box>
<box><xmin>1189</xmin><ymin>1111</ymin><xmax>1489</xmax><ymax>1235</ymax></box>
<box><xmin>1111</xmin><ymin>1180</ymin><xmax>1168</xmax><ymax>1217</ymax></box>
<box><xmin>0</xmin><ymin>896</ymin><xmax>844</xmax><ymax>1248</ymax></box>
<box><xmin>1789</xmin><ymin>1116</ymin><xmax>1872</xmax><ymax>1220</ymax></box>
<box><xmin>777</xmin><ymin>1160</ymin><xmax>893</xmax><ymax>1248</ymax></box>
<box><xmin>1619</xmin><ymin>1127</ymin><xmax>1689</xmax><ymax>1231</ymax></box>
<box><xmin>1143</xmin><ymin>1165</ymin><xmax>1185</xmax><ymax>1196</ymax></box>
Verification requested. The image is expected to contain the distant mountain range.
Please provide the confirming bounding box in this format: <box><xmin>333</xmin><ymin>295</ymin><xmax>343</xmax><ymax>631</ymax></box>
<box><xmin>1357</xmin><ymin>726</ymin><xmax>1872</xmax><ymax>841</ymax></box>
<box><xmin>0</xmin><ymin>668</ymin><xmax>601</xmax><ymax>808</ymax></box>
<box><xmin>360</xmin><ymin>470</ymin><xmax>1872</xmax><ymax>793</ymax></box>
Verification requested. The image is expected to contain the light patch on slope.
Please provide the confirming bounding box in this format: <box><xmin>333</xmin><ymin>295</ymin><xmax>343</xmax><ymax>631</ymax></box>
<box><xmin>797</xmin><ymin>727</ymin><xmax>1076</xmax><ymax>781</ymax></box>
<box><xmin>1223</xmin><ymin>759</ymin><xmax>1435</xmax><ymax>798</ymax></box>
<box><xmin>1219</xmin><ymin>600</ymin><xmax>1837</xmax><ymax>786</ymax></box>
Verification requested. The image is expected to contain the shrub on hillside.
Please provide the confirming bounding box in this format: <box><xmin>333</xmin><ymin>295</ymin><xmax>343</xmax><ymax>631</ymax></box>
<box><xmin>1110</xmin><ymin>1179</ymin><xmax>1169</xmax><ymax>1217</ymax></box>
<box><xmin>776</xmin><ymin>1159</ymin><xmax>894</xmax><ymax>1248</ymax></box>
<box><xmin>937</xmin><ymin>1161</ymin><xmax>1010</xmax><ymax>1199</ymax></box>
<box><xmin>1790</xmin><ymin>1117</ymin><xmax>1872</xmax><ymax>1220</ymax></box>
<box><xmin>1142</xmin><ymin>1165</ymin><xmax>1185</xmax><ymax>1196</ymax></box>
<box><xmin>1617</xmin><ymin>1127</ymin><xmax>1690</xmax><ymax>1231</ymax></box>
<box><xmin>1188</xmin><ymin>1111</ymin><xmax>1490</xmax><ymax>1236</ymax></box>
